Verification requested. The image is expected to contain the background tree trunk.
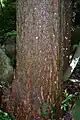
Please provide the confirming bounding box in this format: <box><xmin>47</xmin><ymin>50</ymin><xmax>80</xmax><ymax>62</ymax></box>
<box><xmin>7</xmin><ymin>0</ymin><xmax>72</xmax><ymax>119</ymax></box>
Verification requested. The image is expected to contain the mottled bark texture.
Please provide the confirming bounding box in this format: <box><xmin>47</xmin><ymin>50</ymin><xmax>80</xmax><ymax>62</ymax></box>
<box><xmin>8</xmin><ymin>0</ymin><xmax>72</xmax><ymax>119</ymax></box>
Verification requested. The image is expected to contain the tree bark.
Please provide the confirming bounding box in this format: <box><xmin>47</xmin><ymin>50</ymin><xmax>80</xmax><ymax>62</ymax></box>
<box><xmin>7</xmin><ymin>0</ymin><xmax>72</xmax><ymax>119</ymax></box>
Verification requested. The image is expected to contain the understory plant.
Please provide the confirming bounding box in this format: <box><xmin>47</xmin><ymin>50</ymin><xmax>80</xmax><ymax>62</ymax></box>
<box><xmin>61</xmin><ymin>89</ymin><xmax>73</xmax><ymax>111</ymax></box>
<box><xmin>0</xmin><ymin>109</ymin><xmax>16</xmax><ymax>120</ymax></box>
<box><xmin>38</xmin><ymin>87</ymin><xmax>77</xmax><ymax>120</ymax></box>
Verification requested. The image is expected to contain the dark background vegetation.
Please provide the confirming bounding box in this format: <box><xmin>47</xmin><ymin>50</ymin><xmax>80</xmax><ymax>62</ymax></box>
<box><xmin>0</xmin><ymin>0</ymin><xmax>16</xmax><ymax>68</ymax></box>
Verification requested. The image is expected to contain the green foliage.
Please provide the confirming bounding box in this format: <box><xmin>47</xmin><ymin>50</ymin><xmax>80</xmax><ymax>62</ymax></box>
<box><xmin>0</xmin><ymin>109</ymin><xmax>16</xmax><ymax>120</ymax></box>
<box><xmin>61</xmin><ymin>90</ymin><xmax>73</xmax><ymax>111</ymax></box>
<box><xmin>6</xmin><ymin>30</ymin><xmax>16</xmax><ymax>37</ymax></box>
<box><xmin>0</xmin><ymin>0</ymin><xmax>7</xmax><ymax>7</ymax></box>
<box><xmin>39</xmin><ymin>89</ymin><xmax>74</xmax><ymax>119</ymax></box>
<box><xmin>40</xmin><ymin>102</ymin><xmax>58</xmax><ymax>119</ymax></box>
<box><xmin>40</xmin><ymin>102</ymin><xmax>48</xmax><ymax>116</ymax></box>
<box><xmin>0</xmin><ymin>0</ymin><xmax>16</xmax><ymax>44</ymax></box>
<box><xmin>0</xmin><ymin>0</ymin><xmax>16</xmax><ymax>68</ymax></box>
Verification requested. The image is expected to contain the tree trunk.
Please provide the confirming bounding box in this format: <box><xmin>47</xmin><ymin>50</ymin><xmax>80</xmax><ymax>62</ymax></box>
<box><xmin>7</xmin><ymin>0</ymin><xmax>72</xmax><ymax>119</ymax></box>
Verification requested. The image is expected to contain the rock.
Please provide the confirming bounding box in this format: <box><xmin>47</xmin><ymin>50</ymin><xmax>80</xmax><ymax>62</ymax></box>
<box><xmin>4</xmin><ymin>44</ymin><xmax>16</xmax><ymax>68</ymax></box>
<box><xmin>2</xmin><ymin>36</ymin><xmax>16</xmax><ymax>68</ymax></box>
<box><xmin>0</xmin><ymin>48</ymin><xmax>13</xmax><ymax>87</ymax></box>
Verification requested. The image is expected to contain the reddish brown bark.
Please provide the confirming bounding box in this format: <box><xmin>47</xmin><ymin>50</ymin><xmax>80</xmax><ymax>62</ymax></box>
<box><xmin>7</xmin><ymin>0</ymin><xmax>72</xmax><ymax>119</ymax></box>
